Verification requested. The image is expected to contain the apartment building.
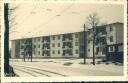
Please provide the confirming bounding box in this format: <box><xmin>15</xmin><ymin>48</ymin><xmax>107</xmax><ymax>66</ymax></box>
<box><xmin>11</xmin><ymin>22</ymin><xmax>123</xmax><ymax>62</ymax></box>
<box><xmin>87</xmin><ymin>22</ymin><xmax>123</xmax><ymax>62</ymax></box>
<box><xmin>11</xmin><ymin>31</ymin><xmax>88</xmax><ymax>59</ymax></box>
<box><xmin>106</xmin><ymin>22</ymin><xmax>124</xmax><ymax>62</ymax></box>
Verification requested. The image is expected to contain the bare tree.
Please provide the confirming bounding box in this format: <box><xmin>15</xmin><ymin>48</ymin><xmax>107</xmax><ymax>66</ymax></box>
<box><xmin>86</xmin><ymin>13</ymin><xmax>100</xmax><ymax>29</ymax></box>
<box><xmin>100</xmin><ymin>21</ymin><xmax>107</xmax><ymax>26</ymax></box>
<box><xmin>86</xmin><ymin>13</ymin><xmax>100</xmax><ymax>65</ymax></box>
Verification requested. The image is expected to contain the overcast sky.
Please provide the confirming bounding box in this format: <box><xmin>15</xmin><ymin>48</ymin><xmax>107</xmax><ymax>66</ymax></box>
<box><xmin>9</xmin><ymin>3</ymin><xmax>124</xmax><ymax>40</ymax></box>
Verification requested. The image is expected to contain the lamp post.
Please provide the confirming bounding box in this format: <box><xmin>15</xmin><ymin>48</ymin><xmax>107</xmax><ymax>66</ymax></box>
<box><xmin>83</xmin><ymin>24</ymin><xmax>86</xmax><ymax>64</ymax></box>
<box><xmin>92</xmin><ymin>27</ymin><xmax>96</xmax><ymax>65</ymax></box>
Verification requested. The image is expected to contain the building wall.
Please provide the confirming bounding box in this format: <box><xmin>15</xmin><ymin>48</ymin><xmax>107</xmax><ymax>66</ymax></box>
<box><xmin>20</xmin><ymin>39</ymin><xmax>25</xmax><ymax>58</ymax></box>
<box><xmin>11</xmin><ymin>40</ymin><xmax>15</xmax><ymax>58</ymax></box>
<box><xmin>95</xmin><ymin>26</ymin><xmax>107</xmax><ymax>58</ymax></box>
<box><xmin>87</xmin><ymin>30</ymin><xmax>93</xmax><ymax>58</ymax></box>
<box><xmin>50</xmin><ymin>35</ymin><xmax>63</xmax><ymax>57</ymax></box>
<box><xmin>11</xmin><ymin>31</ymin><xmax>88</xmax><ymax>58</ymax></box>
<box><xmin>87</xmin><ymin>41</ymin><xmax>93</xmax><ymax>58</ymax></box>
<box><xmin>72</xmin><ymin>33</ymin><xmax>79</xmax><ymax>57</ymax></box>
<box><xmin>106</xmin><ymin>23</ymin><xmax>123</xmax><ymax>62</ymax></box>
<box><xmin>115</xmin><ymin>23</ymin><xmax>124</xmax><ymax>44</ymax></box>
<box><xmin>11</xmin><ymin>22</ymin><xmax>123</xmax><ymax>60</ymax></box>
<box><xmin>32</xmin><ymin>37</ymin><xmax>43</xmax><ymax>58</ymax></box>
<box><xmin>106</xmin><ymin>24</ymin><xmax>116</xmax><ymax>45</ymax></box>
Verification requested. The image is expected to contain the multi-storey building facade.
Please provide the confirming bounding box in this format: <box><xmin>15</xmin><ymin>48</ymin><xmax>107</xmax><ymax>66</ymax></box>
<box><xmin>106</xmin><ymin>22</ymin><xmax>124</xmax><ymax>62</ymax></box>
<box><xmin>87</xmin><ymin>22</ymin><xmax>123</xmax><ymax>62</ymax></box>
<box><xmin>11</xmin><ymin>22</ymin><xmax>123</xmax><ymax>62</ymax></box>
<box><xmin>11</xmin><ymin>32</ymin><xmax>88</xmax><ymax>59</ymax></box>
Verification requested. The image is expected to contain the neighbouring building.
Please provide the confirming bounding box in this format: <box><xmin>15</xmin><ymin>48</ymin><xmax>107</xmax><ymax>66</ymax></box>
<box><xmin>87</xmin><ymin>22</ymin><xmax>124</xmax><ymax>62</ymax></box>
<box><xmin>11</xmin><ymin>22</ymin><xmax>124</xmax><ymax>62</ymax></box>
<box><xmin>105</xmin><ymin>22</ymin><xmax>124</xmax><ymax>62</ymax></box>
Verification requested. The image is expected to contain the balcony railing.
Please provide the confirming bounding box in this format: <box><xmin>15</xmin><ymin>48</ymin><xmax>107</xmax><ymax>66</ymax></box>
<box><xmin>62</xmin><ymin>34</ymin><xmax>73</xmax><ymax>41</ymax></box>
<box><xmin>62</xmin><ymin>49</ymin><xmax>73</xmax><ymax>56</ymax></box>
<box><xmin>62</xmin><ymin>42</ymin><xmax>73</xmax><ymax>48</ymax></box>
<box><xmin>42</xmin><ymin>37</ymin><xmax>50</xmax><ymax>43</ymax></box>
<box><xmin>42</xmin><ymin>51</ymin><xmax>50</xmax><ymax>56</ymax></box>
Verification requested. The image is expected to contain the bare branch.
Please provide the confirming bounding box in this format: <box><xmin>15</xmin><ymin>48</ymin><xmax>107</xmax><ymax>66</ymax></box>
<box><xmin>86</xmin><ymin>12</ymin><xmax>100</xmax><ymax>28</ymax></box>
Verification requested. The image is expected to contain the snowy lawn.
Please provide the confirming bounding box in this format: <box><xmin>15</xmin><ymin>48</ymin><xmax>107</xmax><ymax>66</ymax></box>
<box><xmin>10</xmin><ymin>58</ymin><xmax>123</xmax><ymax>76</ymax></box>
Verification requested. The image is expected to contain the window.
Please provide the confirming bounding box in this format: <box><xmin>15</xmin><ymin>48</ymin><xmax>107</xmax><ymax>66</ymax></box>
<box><xmin>21</xmin><ymin>40</ymin><xmax>24</xmax><ymax>43</ymax></box>
<box><xmin>21</xmin><ymin>45</ymin><xmax>24</xmax><ymax>49</ymax></box>
<box><xmin>75</xmin><ymin>34</ymin><xmax>78</xmax><ymax>38</ymax></box>
<box><xmin>110</xmin><ymin>36</ymin><xmax>113</xmax><ymax>42</ymax></box>
<box><xmin>110</xmin><ymin>26</ymin><xmax>113</xmax><ymax>31</ymax></box>
<box><xmin>58</xmin><ymin>43</ymin><xmax>60</xmax><ymax>47</ymax></box>
<box><xmin>88</xmin><ymin>40</ymin><xmax>90</xmax><ymax>43</ymax></box>
<box><xmin>52</xmin><ymin>43</ymin><xmax>55</xmax><ymax>47</ymax></box>
<box><xmin>34</xmin><ymin>51</ymin><xmax>36</xmax><ymax>54</ymax></box>
<box><xmin>109</xmin><ymin>46</ymin><xmax>114</xmax><ymax>52</ymax></box>
<box><xmin>38</xmin><ymin>51</ymin><xmax>40</xmax><ymax>55</ymax></box>
<box><xmin>58</xmin><ymin>36</ymin><xmax>60</xmax><ymax>40</ymax></box>
<box><xmin>75</xmin><ymin>42</ymin><xmax>78</xmax><ymax>46</ymax></box>
<box><xmin>75</xmin><ymin>50</ymin><xmax>79</xmax><ymax>54</ymax></box>
<box><xmin>88</xmin><ymin>49</ymin><xmax>90</xmax><ymax>52</ymax></box>
<box><xmin>96</xmin><ymin>47</ymin><xmax>99</xmax><ymax>54</ymax></box>
<box><xmin>34</xmin><ymin>38</ymin><xmax>36</xmax><ymax>42</ymax></box>
<box><xmin>102</xmin><ymin>48</ymin><xmax>106</xmax><ymax>54</ymax></box>
<box><xmin>38</xmin><ymin>38</ymin><xmax>40</xmax><ymax>41</ymax></box>
<box><xmin>58</xmin><ymin>50</ymin><xmax>60</xmax><ymax>54</ymax></box>
<box><xmin>38</xmin><ymin>45</ymin><xmax>40</xmax><ymax>48</ymax></box>
<box><xmin>34</xmin><ymin>45</ymin><xmax>36</xmax><ymax>48</ymax></box>
<box><xmin>52</xmin><ymin>36</ymin><xmax>55</xmax><ymax>40</ymax></box>
<box><xmin>52</xmin><ymin>50</ymin><xmax>55</xmax><ymax>54</ymax></box>
<box><xmin>42</xmin><ymin>51</ymin><xmax>44</xmax><ymax>56</ymax></box>
<box><xmin>21</xmin><ymin>52</ymin><xmax>24</xmax><ymax>55</ymax></box>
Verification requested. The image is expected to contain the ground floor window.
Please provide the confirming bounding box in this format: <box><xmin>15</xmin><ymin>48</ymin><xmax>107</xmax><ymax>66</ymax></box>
<box><xmin>58</xmin><ymin>50</ymin><xmax>60</xmax><ymax>54</ymax></box>
<box><xmin>38</xmin><ymin>51</ymin><xmax>40</xmax><ymax>55</ymax></box>
<box><xmin>109</xmin><ymin>46</ymin><xmax>114</xmax><ymax>52</ymax></box>
<box><xmin>75</xmin><ymin>50</ymin><xmax>79</xmax><ymax>54</ymax></box>
<box><xmin>52</xmin><ymin>50</ymin><xmax>55</xmax><ymax>54</ymax></box>
<box><xmin>102</xmin><ymin>47</ymin><xmax>106</xmax><ymax>54</ymax></box>
<box><xmin>21</xmin><ymin>52</ymin><xmax>24</xmax><ymax>55</ymax></box>
<box><xmin>34</xmin><ymin>51</ymin><xmax>36</xmax><ymax>54</ymax></box>
<box><xmin>96</xmin><ymin>47</ymin><xmax>99</xmax><ymax>55</ymax></box>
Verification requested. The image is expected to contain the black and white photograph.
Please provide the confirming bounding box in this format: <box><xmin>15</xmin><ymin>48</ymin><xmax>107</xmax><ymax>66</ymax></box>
<box><xmin>1</xmin><ymin>0</ymin><xmax>127</xmax><ymax>82</ymax></box>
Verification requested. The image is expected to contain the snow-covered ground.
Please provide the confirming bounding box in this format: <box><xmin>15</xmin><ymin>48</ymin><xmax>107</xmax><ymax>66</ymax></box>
<box><xmin>10</xmin><ymin>58</ymin><xmax>123</xmax><ymax>77</ymax></box>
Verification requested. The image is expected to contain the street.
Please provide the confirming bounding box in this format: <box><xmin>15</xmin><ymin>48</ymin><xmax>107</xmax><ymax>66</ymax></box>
<box><xmin>10</xmin><ymin>58</ymin><xmax>123</xmax><ymax>77</ymax></box>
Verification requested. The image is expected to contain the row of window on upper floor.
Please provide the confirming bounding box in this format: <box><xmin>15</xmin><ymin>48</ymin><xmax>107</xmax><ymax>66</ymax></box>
<box><xmin>20</xmin><ymin>34</ymin><xmax>78</xmax><ymax>43</ymax></box>
<box><xmin>88</xmin><ymin>36</ymin><xmax>114</xmax><ymax>44</ymax></box>
<box><xmin>33</xmin><ymin>34</ymin><xmax>78</xmax><ymax>42</ymax></box>
<box><xmin>32</xmin><ymin>42</ymin><xmax>79</xmax><ymax>48</ymax></box>
<box><xmin>88</xmin><ymin>26</ymin><xmax>114</xmax><ymax>35</ymax></box>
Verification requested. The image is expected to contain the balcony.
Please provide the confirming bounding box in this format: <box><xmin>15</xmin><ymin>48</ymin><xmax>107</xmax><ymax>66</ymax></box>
<box><xmin>42</xmin><ymin>36</ymin><xmax>50</xmax><ymax>43</ymax></box>
<box><xmin>62</xmin><ymin>34</ymin><xmax>73</xmax><ymax>42</ymax></box>
<box><xmin>62</xmin><ymin>49</ymin><xmax>73</xmax><ymax>56</ymax></box>
<box><xmin>95</xmin><ymin>37</ymin><xmax>107</xmax><ymax>45</ymax></box>
<box><xmin>42</xmin><ymin>44</ymin><xmax>50</xmax><ymax>50</ymax></box>
<box><xmin>62</xmin><ymin>42</ymin><xmax>73</xmax><ymax>49</ymax></box>
<box><xmin>42</xmin><ymin>51</ymin><xmax>50</xmax><ymax>56</ymax></box>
